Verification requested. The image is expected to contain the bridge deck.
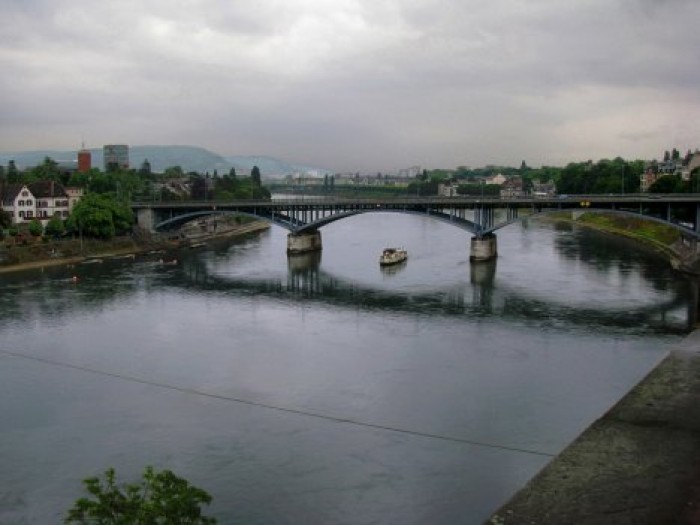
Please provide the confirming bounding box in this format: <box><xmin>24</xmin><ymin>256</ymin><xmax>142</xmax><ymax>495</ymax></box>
<box><xmin>132</xmin><ymin>195</ymin><xmax>700</xmax><ymax>238</ymax></box>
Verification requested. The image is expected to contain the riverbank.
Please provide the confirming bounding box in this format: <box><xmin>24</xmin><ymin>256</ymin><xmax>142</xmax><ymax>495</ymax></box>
<box><xmin>487</xmin><ymin>330</ymin><xmax>700</xmax><ymax>525</ymax></box>
<box><xmin>548</xmin><ymin>211</ymin><xmax>700</xmax><ymax>273</ymax></box>
<box><xmin>0</xmin><ymin>220</ymin><xmax>270</xmax><ymax>275</ymax></box>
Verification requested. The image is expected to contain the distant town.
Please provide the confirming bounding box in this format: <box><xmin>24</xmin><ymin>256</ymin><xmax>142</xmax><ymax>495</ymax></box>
<box><xmin>0</xmin><ymin>143</ymin><xmax>699</xmax><ymax>237</ymax></box>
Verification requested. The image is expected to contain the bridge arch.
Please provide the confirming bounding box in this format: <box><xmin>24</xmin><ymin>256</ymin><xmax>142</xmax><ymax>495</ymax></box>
<box><xmin>133</xmin><ymin>196</ymin><xmax>700</xmax><ymax>268</ymax></box>
<box><xmin>295</xmin><ymin>209</ymin><xmax>480</xmax><ymax>234</ymax></box>
<box><xmin>483</xmin><ymin>207</ymin><xmax>700</xmax><ymax>240</ymax></box>
<box><xmin>153</xmin><ymin>210</ymin><xmax>299</xmax><ymax>232</ymax></box>
<box><xmin>152</xmin><ymin>207</ymin><xmax>482</xmax><ymax>234</ymax></box>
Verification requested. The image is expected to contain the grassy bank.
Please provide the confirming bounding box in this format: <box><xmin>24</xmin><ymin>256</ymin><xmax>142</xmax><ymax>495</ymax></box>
<box><xmin>0</xmin><ymin>237</ymin><xmax>147</xmax><ymax>272</ymax></box>
<box><xmin>0</xmin><ymin>220</ymin><xmax>270</xmax><ymax>275</ymax></box>
<box><xmin>551</xmin><ymin>211</ymin><xmax>683</xmax><ymax>264</ymax></box>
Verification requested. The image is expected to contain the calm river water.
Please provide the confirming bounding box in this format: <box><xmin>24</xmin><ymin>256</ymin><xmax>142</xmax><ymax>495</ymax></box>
<box><xmin>0</xmin><ymin>213</ymin><xmax>693</xmax><ymax>524</ymax></box>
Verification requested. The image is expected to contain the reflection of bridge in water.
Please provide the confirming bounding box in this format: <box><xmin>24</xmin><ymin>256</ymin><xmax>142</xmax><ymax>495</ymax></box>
<box><xmin>172</xmin><ymin>251</ymin><xmax>696</xmax><ymax>334</ymax></box>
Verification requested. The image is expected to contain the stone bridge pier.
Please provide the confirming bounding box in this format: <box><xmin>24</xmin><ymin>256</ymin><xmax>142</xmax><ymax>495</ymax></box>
<box><xmin>136</xmin><ymin>208</ymin><xmax>156</xmax><ymax>232</ymax></box>
<box><xmin>287</xmin><ymin>230</ymin><xmax>322</xmax><ymax>254</ymax></box>
<box><xmin>470</xmin><ymin>233</ymin><xmax>498</xmax><ymax>262</ymax></box>
<box><xmin>674</xmin><ymin>236</ymin><xmax>700</xmax><ymax>275</ymax></box>
<box><xmin>470</xmin><ymin>206</ymin><xmax>499</xmax><ymax>262</ymax></box>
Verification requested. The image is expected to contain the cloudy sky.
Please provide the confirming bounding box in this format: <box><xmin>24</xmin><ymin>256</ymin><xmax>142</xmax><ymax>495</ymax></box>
<box><xmin>1</xmin><ymin>0</ymin><xmax>699</xmax><ymax>172</ymax></box>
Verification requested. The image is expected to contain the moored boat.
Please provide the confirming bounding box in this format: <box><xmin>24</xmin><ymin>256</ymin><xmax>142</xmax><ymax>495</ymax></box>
<box><xmin>379</xmin><ymin>247</ymin><xmax>408</xmax><ymax>266</ymax></box>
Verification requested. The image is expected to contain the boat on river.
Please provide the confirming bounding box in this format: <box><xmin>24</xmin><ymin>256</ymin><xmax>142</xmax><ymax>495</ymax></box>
<box><xmin>379</xmin><ymin>247</ymin><xmax>407</xmax><ymax>266</ymax></box>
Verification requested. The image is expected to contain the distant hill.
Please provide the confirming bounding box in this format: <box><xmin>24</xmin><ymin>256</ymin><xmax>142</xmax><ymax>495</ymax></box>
<box><xmin>0</xmin><ymin>146</ymin><xmax>329</xmax><ymax>178</ymax></box>
<box><xmin>224</xmin><ymin>155</ymin><xmax>332</xmax><ymax>178</ymax></box>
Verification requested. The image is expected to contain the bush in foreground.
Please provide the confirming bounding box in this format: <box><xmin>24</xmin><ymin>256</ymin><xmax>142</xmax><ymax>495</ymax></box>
<box><xmin>64</xmin><ymin>466</ymin><xmax>217</xmax><ymax>524</ymax></box>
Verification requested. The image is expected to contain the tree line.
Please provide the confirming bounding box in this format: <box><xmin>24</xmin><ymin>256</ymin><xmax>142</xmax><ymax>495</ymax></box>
<box><xmin>0</xmin><ymin>157</ymin><xmax>270</xmax><ymax>241</ymax></box>
<box><xmin>3</xmin><ymin>152</ymin><xmax>699</xmax><ymax>242</ymax></box>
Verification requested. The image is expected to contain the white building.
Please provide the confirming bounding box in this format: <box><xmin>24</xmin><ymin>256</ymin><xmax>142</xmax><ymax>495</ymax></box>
<box><xmin>397</xmin><ymin>166</ymin><xmax>422</xmax><ymax>178</ymax></box>
<box><xmin>1</xmin><ymin>184</ymin><xmax>36</xmax><ymax>224</ymax></box>
<box><xmin>29</xmin><ymin>181</ymin><xmax>70</xmax><ymax>224</ymax></box>
<box><xmin>438</xmin><ymin>183</ymin><xmax>459</xmax><ymax>197</ymax></box>
<box><xmin>485</xmin><ymin>173</ymin><xmax>507</xmax><ymax>185</ymax></box>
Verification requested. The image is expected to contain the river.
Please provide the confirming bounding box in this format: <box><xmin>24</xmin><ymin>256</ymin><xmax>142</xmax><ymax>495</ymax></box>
<box><xmin>0</xmin><ymin>213</ymin><xmax>692</xmax><ymax>524</ymax></box>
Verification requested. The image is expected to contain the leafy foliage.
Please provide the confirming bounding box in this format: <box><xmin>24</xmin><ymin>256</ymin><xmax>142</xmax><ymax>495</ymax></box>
<box><xmin>0</xmin><ymin>208</ymin><xmax>11</xmax><ymax>229</ymax></box>
<box><xmin>649</xmin><ymin>174</ymin><xmax>684</xmax><ymax>193</ymax></box>
<box><xmin>28</xmin><ymin>218</ymin><xmax>43</xmax><ymax>237</ymax></box>
<box><xmin>251</xmin><ymin>165</ymin><xmax>261</xmax><ymax>188</ymax></box>
<box><xmin>7</xmin><ymin>160</ymin><xmax>20</xmax><ymax>183</ymax></box>
<box><xmin>65</xmin><ymin>167</ymin><xmax>148</xmax><ymax>201</ymax></box>
<box><xmin>456</xmin><ymin>183</ymin><xmax>501</xmax><ymax>196</ymax></box>
<box><xmin>45</xmin><ymin>214</ymin><xmax>66</xmax><ymax>238</ymax></box>
<box><xmin>67</xmin><ymin>193</ymin><xmax>134</xmax><ymax>239</ymax></box>
<box><xmin>64</xmin><ymin>466</ymin><xmax>217</xmax><ymax>524</ymax></box>
<box><xmin>29</xmin><ymin>157</ymin><xmax>63</xmax><ymax>183</ymax></box>
<box><xmin>214</xmin><ymin>172</ymin><xmax>270</xmax><ymax>200</ymax></box>
<box><xmin>164</xmin><ymin>166</ymin><xmax>185</xmax><ymax>178</ymax></box>
<box><xmin>556</xmin><ymin>158</ymin><xmax>642</xmax><ymax>194</ymax></box>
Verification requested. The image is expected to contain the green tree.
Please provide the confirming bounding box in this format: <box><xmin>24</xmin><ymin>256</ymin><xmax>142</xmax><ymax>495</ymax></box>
<box><xmin>87</xmin><ymin>171</ymin><xmax>115</xmax><ymax>194</ymax></box>
<box><xmin>67</xmin><ymin>193</ymin><xmax>134</xmax><ymax>239</ymax></box>
<box><xmin>45</xmin><ymin>214</ymin><xmax>66</xmax><ymax>238</ymax></box>
<box><xmin>0</xmin><ymin>209</ymin><xmax>11</xmax><ymax>229</ymax></box>
<box><xmin>649</xmin><ymin>174</ymin><xmax>683</xmax><ymax>193</ymax></box>
<box><xmin>111</xmin><ymin>169</ymin><xmax>145</xmax><ymax>201</ymax></box>
<box><xmin>7</xmin><ymin>160</ymin><xmax>20</xmax><ymax>183</ymax></box>
<box><xmin>190</xmin><ymin>174</ymin><xmax>207</xmax><ymax>200</ymax></box>
<box><xmin>64</xmin><ymin>466</ymin><xmax>216</xmax><ymax>524</ymax></box>
<box><xmin>28</xmin><ymin>156</ymin><xmax>62</xmax><ymax>183</ymax></box>
<box><xmin>555</xmin><ymin>158</ymin><xmax>640</xmax><ymax>194</ymax></box>
<box><xmin>28</xmin><ymin>218</ymin><xmax>43</xmax><ymax>237</ymax></box>
<box><xmin>164</xmin><ymin>166</ymin><xmax>185</xmax><ymax>179</ymax></box>
<box><xmin>407</xmin><ymin>177</ymin><xmax>440</xmax><ymax>196</ymax></box>
<box><xmin>67</xmin><ymin>168</ymin><xmax>100</xmax><ymax>189</ymax></box>
<box><xmin>139</xmin><ymin>159</ymin><xmax>152</xmax><ymax>176</ymax></box>
<box><xmin>251</xmin><ymin>166</ymin><xmax>261</xmax><ymax>187</ymax></box>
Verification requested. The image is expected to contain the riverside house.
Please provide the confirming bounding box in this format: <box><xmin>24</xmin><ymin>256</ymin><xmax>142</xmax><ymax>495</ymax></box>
<box><xmin>29</xmin><ymin>181</ymin><xmax>70</xmax><ymax>223</ymax></box>
<box><xmin>1</xmin><ymin>184</ymin><xmax>36</xmax><ymax>224</ymax></box>
<box><xmin>1</xmin><ymin>181</ymin><xmax>80</xmax><ymax>226</ymax></box>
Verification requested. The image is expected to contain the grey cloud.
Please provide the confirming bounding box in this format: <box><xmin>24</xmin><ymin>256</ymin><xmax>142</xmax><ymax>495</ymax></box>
<box><xmin>1</xmin><ymin>0</ymin><xmax>698</xmax><ymax>171</ymax></box>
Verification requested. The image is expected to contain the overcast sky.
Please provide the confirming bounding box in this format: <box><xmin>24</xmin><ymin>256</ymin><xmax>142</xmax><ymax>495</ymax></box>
<box><xmin>1</xmin><ymin>0</ymin><xmax>698</xmax><ymax>172</ymax></box>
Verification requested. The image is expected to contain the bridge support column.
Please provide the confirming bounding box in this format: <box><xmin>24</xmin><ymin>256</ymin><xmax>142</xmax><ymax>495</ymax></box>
<box><xmin>287</xmin><ymin>230</ymin><xmax>322</xmax><ymax>255</ymax></box>
<box><xmin>136</xmin><ymin>208</ymin><xmax>156</xmax><ymax>233</ymax></box>
<box><xmin>470</xmin><ymin>233</ymin><xmax>497</xmax><ymax>262</ymax></box>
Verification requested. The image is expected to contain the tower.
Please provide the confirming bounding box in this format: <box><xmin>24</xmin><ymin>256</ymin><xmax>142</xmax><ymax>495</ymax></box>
<box><xmin>103</xmin><ymin>144</ymin><xmax>129</xmax><ymax>171</ymax></box>
<box><xmin>77</xmin><ymin>143</ymin><xmax>91</xmax><ymax>173</ymax></box>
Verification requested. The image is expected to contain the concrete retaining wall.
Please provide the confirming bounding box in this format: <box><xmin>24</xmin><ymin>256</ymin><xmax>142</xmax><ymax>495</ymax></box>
<box><xmin>487</xmin><ymin>330</ymin><xmax>700</xmax><ymax>524</ymax></box>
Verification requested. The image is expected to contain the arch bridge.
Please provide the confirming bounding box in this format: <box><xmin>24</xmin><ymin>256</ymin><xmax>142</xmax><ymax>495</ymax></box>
<box><xmin>132</xmin><ymin>194</ymin><xmax>700</xmax><ymax>265</ymax></box>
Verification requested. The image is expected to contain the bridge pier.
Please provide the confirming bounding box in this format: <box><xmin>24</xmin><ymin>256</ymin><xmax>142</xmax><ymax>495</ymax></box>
<box><xmin>287</xmin><ymin>230</ymin><xmax>322</xmax><ymax>255</ymax></box>
<box><xmin>470</xmin><ymin>233</ymin><xmax>497</xmax><ymax>262</ymax></box>
<box><xmin>135</xmin><ymin>208</ymin><xmax>156</xmax><ymax>233</ymax></box>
